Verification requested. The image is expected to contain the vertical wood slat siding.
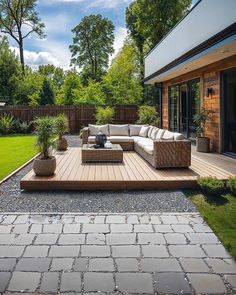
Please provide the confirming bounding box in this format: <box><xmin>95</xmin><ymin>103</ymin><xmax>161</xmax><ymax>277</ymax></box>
<box><xmin>0</xmin><ymin>105</ymin><xmax>145</xmax><ymax>133</ymax></box>
<box><xmin>161</xmin><ymin>55</ymin><xmax>236</xmax><ymax>153</ymax></box>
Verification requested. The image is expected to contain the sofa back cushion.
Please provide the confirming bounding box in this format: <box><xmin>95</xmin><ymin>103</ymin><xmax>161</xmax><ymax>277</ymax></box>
<box><xmin>129</xmin><ymin>125</ymin><xmax>144</xmax><ymax>136</ymax></box>
<box><xmin>173</xmin><ymin>132</ymin><xmax>184</xmax><ymax>140</ymax></box>
<box><xmin>139</xmin><ymin>126</ymin><xmax>150</xmax><ymax>137</ymax></box>
<box><xmin>148</xmin><ymin>126</ymin><xmax>154</xmax><ymax>138</ymax></box>
<box><xmin>89</xmin><ymin>124</ymin><xmax>109</xmax><ymax>136</ymax></box>
<box><xmin>162</xmin><ymin>130</ymin><xmax>174</xmax><ymax>140</ymax></box>
<box><xmin>109</xmin><ymin>124</ymin><xmax>129</xmax><ymax>136</ymax></box>
<box><xmin>150</xmin><ymin>127</ymin><xmax>159</xmax><ymax>140</ymax></box>
<box><xmin>155</xmin><ymin>129</ymin><xmax>165</xmax><ymax>140</ymax></box>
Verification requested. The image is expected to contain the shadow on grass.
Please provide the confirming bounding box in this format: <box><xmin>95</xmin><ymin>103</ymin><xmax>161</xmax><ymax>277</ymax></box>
<box><xmin>183</xmin><ymin>189</ymin><xmax>229</xmax><ymax>206</ymax></box>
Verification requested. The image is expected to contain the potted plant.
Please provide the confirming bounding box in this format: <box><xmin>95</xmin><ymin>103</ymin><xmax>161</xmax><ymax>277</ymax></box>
<box><xmin>54</xmin><ymin>113</ymin><xmax>69</xmax><ymax>151</ymax></box>
<box><xmin>193</xmin><ymin>108</ymin><xmax>213</xmax><ymax>153</ymax></box>
<box><xmin>33</xmin><ymin>116</ymin><xmax>56</xmax><ymax>176</ymax></box>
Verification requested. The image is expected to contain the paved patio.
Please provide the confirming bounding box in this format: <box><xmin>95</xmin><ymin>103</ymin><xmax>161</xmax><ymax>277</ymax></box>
<box><xmin>0</xmin><ymin>213</ymin><xmax>235</xmax><ymax>294</ymax></box>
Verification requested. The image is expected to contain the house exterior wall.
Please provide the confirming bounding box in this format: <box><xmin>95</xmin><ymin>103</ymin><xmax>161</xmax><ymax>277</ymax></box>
<box><xmin>161</xmin><ymin>55</ymin><xmax>236</xmax><ymax>153</ymax></box>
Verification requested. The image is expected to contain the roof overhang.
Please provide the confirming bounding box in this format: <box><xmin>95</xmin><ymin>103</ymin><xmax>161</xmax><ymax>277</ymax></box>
<box><xmin>144</xmin><ymin>33</ymin><xmax>236</xmax><ymax>84</ymax></box>
<box><xmin>144</xmin><ymin>0</ymin><xmax>236</xmax><ymax>84</ymax></box>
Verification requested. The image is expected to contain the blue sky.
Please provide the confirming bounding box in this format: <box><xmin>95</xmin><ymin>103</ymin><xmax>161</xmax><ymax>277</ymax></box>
<box><xmin>9</xmin><ymin>0</ymin><xmax>197</xmax><ymax>69</ymax></box>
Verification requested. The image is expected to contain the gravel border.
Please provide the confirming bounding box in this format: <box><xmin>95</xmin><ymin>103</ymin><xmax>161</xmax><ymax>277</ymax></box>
<box><xmin>0</xmin><ymin>136</ymin><xmax>197</xmax><ymax>213</ymax></box>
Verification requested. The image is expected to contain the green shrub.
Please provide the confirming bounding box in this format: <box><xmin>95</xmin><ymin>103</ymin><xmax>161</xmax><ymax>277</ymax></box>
<box><xmin>137</xmin><ymin>106</ymin><xmax>160</xmax><ymax>126</ymax></box>
<box><xmin>197</xmin><ymin>176</ymin><xmax>225</xmax><ymax>195</ymax></box>
<box><xmin>95</xmin><ymin>106</ymin><xmax>114</xmax><ymax>125</ymax></box>
<box><xmin>0</xmin><ymin>114</ymin><xmax>15</xmax><ymax>135</ymax></box>
<box><xmin>227</xmin><ymin>176</ymin><xmax>236</xmax><ymax>194</ymax></box>
<box><xmin>54</xmin><ymin>113</ymin><xmax>69</xmax><ymax>139</ymax></box>
<box><xmin>14</xmin><ymin>119</ymin><xmax>32</xmax><ymax>134</ymax></box>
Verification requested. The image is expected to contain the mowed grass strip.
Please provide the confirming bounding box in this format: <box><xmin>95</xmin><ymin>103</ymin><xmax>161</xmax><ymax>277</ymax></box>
<box><xmin>0</xmin><ymin>135</ymin><xmax>37</xmax><ymax>180</ymax></box>
<box><xmin>187</xmin><ymin>190</ymin><xmax>236</xmax><ymax>258</ymax></box>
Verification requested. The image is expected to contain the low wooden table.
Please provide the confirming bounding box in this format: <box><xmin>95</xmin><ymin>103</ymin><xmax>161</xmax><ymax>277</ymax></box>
<box><xmin>82</xmin><ymin>144</ymin><xmax>123</xmax><ymax>163</ymax></box>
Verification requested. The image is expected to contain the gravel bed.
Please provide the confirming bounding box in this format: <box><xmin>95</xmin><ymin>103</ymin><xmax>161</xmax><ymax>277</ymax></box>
<box><xmin>0</xmin><ymin>136</ymin><xmax>197</xmax><ymax>213</ymax></box>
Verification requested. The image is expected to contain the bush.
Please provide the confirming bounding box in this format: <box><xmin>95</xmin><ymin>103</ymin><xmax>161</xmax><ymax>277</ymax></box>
<box><xmin>197</xmin><ymin>176</ymin><xmax>225</xmax><ymax>195</ymax></box>
<box><xmin>137</xmin><ymin>106</ymin><xmax>160</xmax><ymax>126</ymax></box>
<box><xmin>0</xmin><ymin>114</ymin><xmax>15</xmax><ymax>135</ymax></box>
<box><xmin>54</xmin><ymin>114</ymin><xmax>69</xmax><ymax>139</ymax></box>
<box><xmin>95</xmin><ymin>106</ymin><xmax>114</xmax><ymax>125</ymax></box>
<box><xmin>14</xmin><ymin>119</ymin><xmax>32</xmax><ymax>134</ymax></box>
<box><xmin>227</xmin><ymin>176</ymin><xmax>236</xmax><ymax>194</ymax></box>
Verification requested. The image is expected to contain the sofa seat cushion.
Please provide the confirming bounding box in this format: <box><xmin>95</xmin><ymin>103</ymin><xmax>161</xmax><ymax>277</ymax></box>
<box><xmin>129</xmin><ymin>125</ymin><xmax>144</xmax><ymax>136</ymax></box>
<box><xmin>88</xmin><ymin>136</ymin><xmax>133</xmax><ymax>143</ymax></box>
<box><xmin>109</xmin><ymin>124</ymin><xmax>129</xmax><ymax>136</ymax></box>
<box><xmin>143</xmin><ymin>145</ymin><xmax>154</xmax><ymax>155</ymax></box>
<box><xmin>89</xmin><ymin>124</ymin><xmax>109</xmax><ymax>136</ymax></box>
<box><xmin>108</xmin><ymin>136</ymin><xmax>133</xmax><ymax>142</ymax></box>
<box><xmin>136</xmin><ymin>138</ymin><xmax>153</xmax><ymax>149</ymax></box>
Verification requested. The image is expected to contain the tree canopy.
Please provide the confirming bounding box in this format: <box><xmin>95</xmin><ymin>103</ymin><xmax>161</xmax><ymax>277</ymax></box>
<box><xmin>70</xmin><ymin>14</ymin><xmax>115</xmax><ymax>82</ymax></box>
<box><xmin>0</xmin><ymin>35</ymin><xmax>21</xmax><ymax>104</ymax></box>
<box><xmin>0</xmin><ymin>0</ymin><xmax>45</xmax><ymax>71</ymax></box>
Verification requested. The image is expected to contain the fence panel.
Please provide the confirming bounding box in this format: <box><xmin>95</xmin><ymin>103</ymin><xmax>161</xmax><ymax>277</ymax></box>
<box><xmin>0</xmin><ymin>105</ymin><xmax>156</xmax><ymax>133</ymax></box>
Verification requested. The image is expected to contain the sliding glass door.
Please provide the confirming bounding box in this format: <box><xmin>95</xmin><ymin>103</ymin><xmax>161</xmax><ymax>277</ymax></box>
<box><xmin>169</xmin><ymin>80</ymin><xmax>200</xmax><ymax>138</ymax></box>
<box><xmin>222</xmin><ymin>69</ymin><xmax>236</xmax><ymax>156</ymax></box>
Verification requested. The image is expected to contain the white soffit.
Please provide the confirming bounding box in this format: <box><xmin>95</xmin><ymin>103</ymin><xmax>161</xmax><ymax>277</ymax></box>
<box><xmin>145</xmin><ymin>36</ymin><xmax>236</xmax><ymax>84</ymax></box>
<box><xmin>144</xmin><ymin>0</ymin><xmax>236</xmax><ymax>82</ymax></box>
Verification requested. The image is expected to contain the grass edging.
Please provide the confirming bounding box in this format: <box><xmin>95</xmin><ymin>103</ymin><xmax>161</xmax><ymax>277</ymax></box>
<box><xmin>0</xmin><ymin>153</ymin><xmax>40</xmax><ymax>185</ymax></box>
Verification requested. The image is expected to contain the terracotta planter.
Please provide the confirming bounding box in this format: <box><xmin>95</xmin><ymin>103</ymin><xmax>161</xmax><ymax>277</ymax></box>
<box><xmin>33</xmin><ymin>156</ymin><xmax>56</xmax><ymax>176</ymax></box>
<box><xmin>57</xmin><ymin>138</ymin><xmax>68</xmax><ymax>151</ymax></box>
<box><xmin>196</xmin><ymin>137</ymin><xmax>210</xmax><ymax>153</ymax></box>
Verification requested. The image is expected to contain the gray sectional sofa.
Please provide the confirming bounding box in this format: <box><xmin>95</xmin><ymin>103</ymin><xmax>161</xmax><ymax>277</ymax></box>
<box><xmin>82</xmin><ymin>124</ymin><xmax>191</xmax><ymax>169</ymax></box>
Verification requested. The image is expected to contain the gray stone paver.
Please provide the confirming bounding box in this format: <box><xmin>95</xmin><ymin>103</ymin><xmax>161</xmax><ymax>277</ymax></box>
<box><xmin>23</xmin><ymin>245</ymin><xmax>49</xmax><ymax>257</ymax></box>
<box><xmin>8</xmin><ymin>271</ymin><xmax>41</xmax><ymax>292</ymax></box>
<box><xmin>116</xmin><ymin>273</ymin><xmax>153</xmax><ymax>293</ymax></box>
<box><xmin>34</xmin><ymin>233</ymin><xmax>58</xmax><ymax>244</ymax></box>
<box><xmin>86</xmin><ymin>233</ymin><xmax>105</xmax><ymax>244</ymax></box>
<box><xmin>154</xmin><ymin>272</ymin><xmax>191</xmax><ymax>294</ymax></box>
<box><xmin>60</xmin><ymin>272</ymin><xmax>81</xmax><ymax>292</ymax></box>
<box><xmin>0</xmin><ymin>212</ymin><xmax>234</xmax><ymax>294</ymax></box>
<box><xmin>51</xmin><ymin>258</ymin><xmax>74</xmax><ymax>271</ymax></box>
<box><xmin>116</xmin><ymin>258</ymin><xmax>139</xmax><ymax>271</ymax></box>
<box><xmin>40</xmin><ymin>272</ymin><xmax>59</xmax><ymax>292</ymax></box>
<box><xmin>0</xmin><ymin>272</ymin><xmax>11</xmax><ymax>292</ymax></box>
<box><xmin>16</xmin><ymin>257</ymin><xmax>51</xmax><ymax>272</ymax></box>
<box><xmin>187</xmin><ymin>273</ymin><xmax>227</xmax><ymax>294</ymax></box>
<box><xmin>84</xmin><ymin>272</ymin><xmax>115</xmax><ymax>292</ymax></box>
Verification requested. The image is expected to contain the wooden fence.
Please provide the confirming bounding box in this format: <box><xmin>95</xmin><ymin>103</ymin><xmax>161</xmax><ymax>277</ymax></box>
<box><xmin>0</xmin><ymin>105</ymin><xmax>146</xmax><ymax>133</ymax></box>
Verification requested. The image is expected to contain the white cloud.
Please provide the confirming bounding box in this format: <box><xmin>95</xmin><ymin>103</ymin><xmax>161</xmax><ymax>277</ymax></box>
<box><xmin>110</xmin><ymin>26</ymin><xmax>128</xmax><ymax>62</ymax></box>
<box><xmin>10</xmin><ymin>46</ymin><xmax>61</xmax><ymax>69</ymax></box>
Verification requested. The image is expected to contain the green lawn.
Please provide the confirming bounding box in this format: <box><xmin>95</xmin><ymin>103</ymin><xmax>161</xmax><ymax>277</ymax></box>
<box><xmin>186</xmin><ymin>190</ymin><xmax>236</xmax><ymax>258</ymax></box>
<box><xmin>0</xmin><ymin>135</ymin><xmax>37</xmax><ymax>181</ymax></box>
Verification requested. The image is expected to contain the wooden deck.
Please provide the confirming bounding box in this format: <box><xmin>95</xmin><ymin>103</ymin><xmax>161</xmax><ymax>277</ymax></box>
<box><xmin>20</xmin><ymin>147</ymin><xmax>234</xmax><ymax>190</ymax></box>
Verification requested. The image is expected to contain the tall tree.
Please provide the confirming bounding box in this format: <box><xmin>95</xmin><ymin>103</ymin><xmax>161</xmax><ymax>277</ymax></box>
<box><xmin>0</xmin><ymin>35</ymin><xmax>21</xmax><ymax>104</ymax></box>
<box><xmin>39</xmin><ymin>78</ymin><xmax>55</xmax><ymax>105</ymax></box>
<box><xmin>70</xmin><ymin>14</ymin><xmax>115</xmax><ymax>82</ymax></box>
<box><xmin>0</xmin><ymin>0</ymin><xmax>45</xmax><ymax>72</ymax></box>
<box><xmin>103</xmin><ymin>39</ymin><xmax>143</xmax><ymax>105</ymax></box>
<box><xmin>126</xmin><ymin>0</ymin><xmax>191</xmax><ymax>71</ymax></box>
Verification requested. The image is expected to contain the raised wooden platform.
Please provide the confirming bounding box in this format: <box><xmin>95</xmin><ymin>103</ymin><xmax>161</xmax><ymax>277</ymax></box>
<box><xmin>20</xmin><ymin>147</ymin><xmax>234</xmax><ymax>190</ymax></box>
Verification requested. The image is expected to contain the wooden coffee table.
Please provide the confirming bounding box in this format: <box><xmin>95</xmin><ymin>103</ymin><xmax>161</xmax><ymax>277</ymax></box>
<box><xmin>82</xmin><ymin>144</ymin><xmax>123</xmax><ymax>163</ymax></box>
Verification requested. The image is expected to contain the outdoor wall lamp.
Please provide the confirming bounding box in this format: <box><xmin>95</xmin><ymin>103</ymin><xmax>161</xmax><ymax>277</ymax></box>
<box><xmin>206</xmin><ymin>87</ymin><xmax>213</xmax><ymax>97</ymax></box>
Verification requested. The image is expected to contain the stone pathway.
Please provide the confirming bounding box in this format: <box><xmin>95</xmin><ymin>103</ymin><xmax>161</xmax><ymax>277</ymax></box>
<box><xmin>0</xmin><ymin>213</ymin><xmax>235</xmax><ymax>294</ymax></box>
